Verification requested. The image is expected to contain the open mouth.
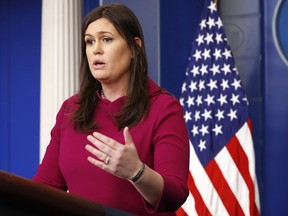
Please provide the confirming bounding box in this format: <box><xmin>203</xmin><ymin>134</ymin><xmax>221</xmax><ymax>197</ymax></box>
<box><xmin>93</xmin><ymin>60</ymin><xmax>105</xmax><ymax>69</ymax></box>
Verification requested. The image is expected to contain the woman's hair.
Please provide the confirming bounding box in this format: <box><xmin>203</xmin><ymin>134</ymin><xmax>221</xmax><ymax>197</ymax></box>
<box><xmin>73</xmin><ymin>4</ymin><xmax>149</xmax><ymax>132</ymax></box>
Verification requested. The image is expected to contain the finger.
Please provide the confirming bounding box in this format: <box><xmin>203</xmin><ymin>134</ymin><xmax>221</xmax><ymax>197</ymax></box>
<box><xmin>91</xmin><ymin>132</ymin><xmax>117</xmax><ymax>150</ymax></box>
<box><xmin>87</xmin><ymin>156</ymin><xmax>104</xmax><ymax>168</ymax></box>
<box><xmin>87</xmin><ymin>156</ymin><xmax>112</xmax><ymax>174</ymax></box>
<box><xmin>87</xmin><ymin>135</ymin><xmax>114</xmax><ymax>154</ymax></box>
<box><xmin>123</xmin><ymin>127</ymin><xmax>133</xmax><ymax>145</ymax></box>
<box><xmin>85</xmin><ymin>144</ymin><xmax>107</xmax><ymax>161</ymax></box>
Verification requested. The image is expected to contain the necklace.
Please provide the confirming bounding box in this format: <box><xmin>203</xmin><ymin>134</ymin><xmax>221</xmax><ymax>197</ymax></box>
<box><xmin>100</xmin><ymin>89</ymin><xmax>105</xmax><ymax>99</ymax></box>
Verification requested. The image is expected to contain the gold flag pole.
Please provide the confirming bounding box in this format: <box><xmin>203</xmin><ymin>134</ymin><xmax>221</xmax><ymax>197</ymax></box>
<box><xmin>215</xmin><ymin>0</ymin><xmax>218</xmax><ymax>6</ymax></box>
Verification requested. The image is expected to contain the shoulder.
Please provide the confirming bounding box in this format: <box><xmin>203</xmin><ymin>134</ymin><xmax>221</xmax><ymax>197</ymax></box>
<box><xmin>64</xmin><ymin>94</ymin><xmax>80</xmax><ymax>104</ymax></box>
<box><xmin>151</xmin><ymin>88</ymin><xmax>179</xmax><ymax>105</ymax></box>
<box><xmin>150</xmin><ymin>90</ymin><xmax>183</xmax><ymax>116</ymax></box>
<box><xmin>149</xmin><ymin>87</ymin><xmax>183</xmax><ymax>118</ymax></box>
<box><xmin>147</xmin><ymin>79</ymin><xmax>183</xmax><ymax>115</ymax></box>
<box><xmin>53</xmin><ymin>94</ymin><xmax>80</xmax><ymax>125</ymax></box>
<box><xmin>59</xmin><ymin>94</ymin><xmax>80</xmax><ymax>113</ymax></box>
<box><xmin>147</xmin><ymin>77</ymin><xmax>179</xmax><ymax>103</ymax></box>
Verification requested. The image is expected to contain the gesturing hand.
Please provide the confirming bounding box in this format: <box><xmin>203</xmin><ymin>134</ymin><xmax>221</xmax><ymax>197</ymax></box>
<box><xmin>85</xmin><ymin>127</ymin><xmax>142</xmax><ymax>180</ymax></box>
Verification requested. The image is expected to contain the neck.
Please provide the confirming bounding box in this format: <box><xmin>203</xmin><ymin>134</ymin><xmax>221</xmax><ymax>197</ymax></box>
<box><xmin>100</xmin><ymin>87</ymin><xmax>127</xmax><ymax>102</ymax></box>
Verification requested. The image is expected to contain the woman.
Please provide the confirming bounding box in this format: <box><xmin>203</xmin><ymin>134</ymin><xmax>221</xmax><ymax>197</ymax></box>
<box><xmin>33</xmin><ymin>4</ymin><xmax>189</xmax><ymax>215</ymax></box>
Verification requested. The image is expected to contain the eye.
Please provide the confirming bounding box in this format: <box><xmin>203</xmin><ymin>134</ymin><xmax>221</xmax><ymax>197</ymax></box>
<box><xmin>85</xmin><ymin>38</ymin><xmax>95</xmax><ymax>46</ymax></box>
<box><xmin>103</xmin><ymin>37</ymin><xmax>113</xmax><ymax>43</ymax></box>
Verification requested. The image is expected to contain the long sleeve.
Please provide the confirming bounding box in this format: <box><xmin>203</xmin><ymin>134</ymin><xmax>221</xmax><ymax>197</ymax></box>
<box><xmin>144</xmin><ymin>92</ymin><xmax>190</xmax><ymax>212</ymax></box>
<box><xmin>32</xmin><ymin>101</ymin><xmax>68</xmax><ymax>191</ymax></box>
<box><xmin>32</xmin><ymin>80</ymin><xmax>190</xmax><ymax>215</ymax></box>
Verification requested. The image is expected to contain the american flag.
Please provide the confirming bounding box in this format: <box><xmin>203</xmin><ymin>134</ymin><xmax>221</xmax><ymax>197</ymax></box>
<box><xmin>177</xmin><ymin>0</ymin><xmax>260</xmax><ymax>215</ymax></box>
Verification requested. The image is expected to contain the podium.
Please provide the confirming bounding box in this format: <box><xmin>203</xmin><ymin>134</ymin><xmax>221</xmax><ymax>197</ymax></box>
<box><xmin>0</xmin><ymin>170</ymin><xmax>133</xmax><ymax>216</ymax></box>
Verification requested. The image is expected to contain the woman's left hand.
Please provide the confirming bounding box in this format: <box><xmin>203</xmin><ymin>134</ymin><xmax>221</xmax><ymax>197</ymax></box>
<box><xmin>85</xmin><ymin>127</ymin><xmax>142</xmax><ymax>180</ymax></box>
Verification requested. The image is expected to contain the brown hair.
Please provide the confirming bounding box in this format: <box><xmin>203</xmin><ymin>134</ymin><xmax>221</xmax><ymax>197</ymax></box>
<box><xmin>73</xmin><ymin>4</ymin><xmax>149</xmax><ymax>132</ymax></box>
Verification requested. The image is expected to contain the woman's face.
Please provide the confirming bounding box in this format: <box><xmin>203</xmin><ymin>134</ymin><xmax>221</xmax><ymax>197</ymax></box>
<box><xmin>84</xmin><ymin>18</ymin><xmax>132</xmax><ymax>87</ymax></box>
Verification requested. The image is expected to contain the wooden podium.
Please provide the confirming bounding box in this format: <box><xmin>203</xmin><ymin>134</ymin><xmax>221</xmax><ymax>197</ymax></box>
<box><xmin>0</xmin><ymin>170</ymin><xmax>133</xmax><ymax>216</ymax></box>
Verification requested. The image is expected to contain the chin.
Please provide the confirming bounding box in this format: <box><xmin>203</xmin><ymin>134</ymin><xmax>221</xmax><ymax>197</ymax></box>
<box><xmin>91</xmin><ymin>72</ymin><xmax>104</xmax><ymax>80</ymax></box>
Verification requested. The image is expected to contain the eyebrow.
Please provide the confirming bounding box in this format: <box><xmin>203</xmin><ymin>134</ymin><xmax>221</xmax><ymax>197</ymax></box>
<box><xmin>84</xmin><ymin>31</ymin><xmax>115</xmax><ymax>37</ymax></box>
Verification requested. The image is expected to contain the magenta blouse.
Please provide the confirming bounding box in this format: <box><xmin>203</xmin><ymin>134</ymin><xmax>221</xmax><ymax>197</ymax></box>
<box><xmin>33</xmin><ymin>78</ymin><xmax>190</xmax><ymax>215</ymax></box>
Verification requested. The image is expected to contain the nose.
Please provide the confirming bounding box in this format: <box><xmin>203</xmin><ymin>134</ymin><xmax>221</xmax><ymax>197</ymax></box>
<box><xmin>92</xmin><ymin>43</ymin><xmax>103</xmax><ymax>55</ymax></box>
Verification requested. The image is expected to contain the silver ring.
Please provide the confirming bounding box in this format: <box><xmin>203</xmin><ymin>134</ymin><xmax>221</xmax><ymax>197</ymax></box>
<box><xmin>104</xmin><ymin>155</ymin><xmax>111</xmax><ymax>164</ymax></box>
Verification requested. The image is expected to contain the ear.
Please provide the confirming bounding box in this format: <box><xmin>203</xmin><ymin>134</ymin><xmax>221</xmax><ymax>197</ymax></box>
<box><xmin>134</xmin><ymin>37</ymin><xmax>142</xmax><ymax>48</ymax></box>
<box><xmin>131</xmin><ymin>37</ymin><xmax>142</xmax><ymax>59</ymax></box>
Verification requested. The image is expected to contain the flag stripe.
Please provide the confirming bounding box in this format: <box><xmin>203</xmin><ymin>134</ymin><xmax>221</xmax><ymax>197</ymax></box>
<box><xmin>205</xmin><ymin>159</ymin><xmax>245</xmax><ymax>216</ymax></box>
<box><xmin>215</xmin><ymin>144</ymin><xmax>250</xmax><ymax>216</ymax></box>
<box><xmin>238</xmin><ymin>121</ymin><xmax>260</xmax><ymax>211</ymax></box>
<box><xmin>189</xmin><ymin>141</ymin><xmax>229</xmax><ymax>216</ymax></box>
<box><xmin>179</xmin><ymin>191</ymin><xmax>197</xmax><ymax>216</ymax></box>
<box><xmin>187</xmin><ymin>172</ymin><xmax>212</xmax><ymax>216</ymax></box>
<box><xmin>177</xmin><ymin>0</ymin><xmax>260</xmax><ymax>215</ymax></box>
<box><xmin>227</xmin><ymin>134</ymin><xmax>260</xmax><ymax>216</ymax></box>
<box><xmin>176</xmin><ymin>206</ymin><xmax>188</xmax><ymax>216</ymax></box>
<box><xmin>232</xmin><ymin>122</ymin><xmax>261</xmax><ymax>215</ymax></box>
